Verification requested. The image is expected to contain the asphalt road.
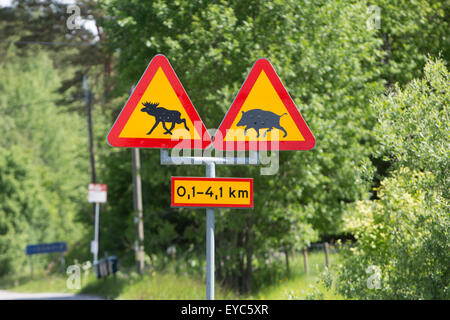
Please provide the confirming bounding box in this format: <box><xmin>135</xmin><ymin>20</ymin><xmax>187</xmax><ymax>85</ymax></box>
<box><xmin>0</xmin><ymin>290</ymin><xmax>103</xmax><ymax>300</ymax></box>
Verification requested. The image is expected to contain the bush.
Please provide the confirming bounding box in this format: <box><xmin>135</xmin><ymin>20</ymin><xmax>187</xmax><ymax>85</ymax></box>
<box><xmin>334</xmin><ymin>169</ymin><xmax>449</xmax><ymax>299</ymax></box>
<box><xmin>331</xmin><ymin>59</ymin><xmax>449</xmax><ymax>299</ymax></box>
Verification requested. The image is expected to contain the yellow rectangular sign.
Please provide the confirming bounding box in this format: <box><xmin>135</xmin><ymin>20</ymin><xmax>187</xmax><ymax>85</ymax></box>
<box><xmin>171</xmin><ymin>177</ymin><xmax>253</xmax><ymax>208</ymax></box>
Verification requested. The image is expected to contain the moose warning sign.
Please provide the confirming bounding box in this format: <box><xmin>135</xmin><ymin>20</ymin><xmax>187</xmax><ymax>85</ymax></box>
<box><xmin>213</xmin><ymin>58</ymin><xmax>315</xmax><ymax>151</ymax></box>
<box><xmin>171</xmin><ymin>177</ymin><xmax>253</xmax><ymax>208</ymax></box>
<box><xmin>107</xmin><ymin>55</ymin><xmax>211</xmax><ymax>149</ymax></box>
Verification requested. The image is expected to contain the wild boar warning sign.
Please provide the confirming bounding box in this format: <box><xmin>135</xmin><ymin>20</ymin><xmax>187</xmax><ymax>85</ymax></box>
<box><xmin>107</xmin><ymin>55</ymin><xmax>211</xmax><ymax>149</ymax></box>
<box><xmin>213</xmin><ymin>58</ymin><xmax>315</xmax><ymax>151</ymax></box>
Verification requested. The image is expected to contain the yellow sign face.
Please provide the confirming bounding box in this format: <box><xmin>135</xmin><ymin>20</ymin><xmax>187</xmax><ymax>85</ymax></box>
<box><xmin>107</xmin><ymin>55</ymin><xmax>211</xmax><ymax>149</ymax></box>
<box><xmin>171</xmin><ymin>177</ymin><xmax>253</xmax><ymax>208</ymax></box>
<box><xmin>223</xmin><ymin>70</ymin><xmax>305</xmax><ymax>142</ymax></box>
<box><xmin>213</xmin><ymin>58</ymin><xmax>315</xmax><ymax>151</ymax></box>
<box><xmin>119</xmin><ymin>67</ymin><xmax>200</xmax><ymax>140</ymax></box>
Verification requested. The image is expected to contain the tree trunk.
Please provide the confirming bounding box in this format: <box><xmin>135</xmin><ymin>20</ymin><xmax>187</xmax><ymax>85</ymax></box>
<box><xmin>303</xmin><ymin>247</ymin><xmax>309</xmax><ymax>275</ymax></box>
<box><xmin>284</xmin><ymin>247</ymin><xmax>290</xmax><ymax>277</ymax></box>
<box><xmin>324</xmin><ymin>242</ymin><xmax>330</xmax><ymax>268</ymax></box>
<box><xmin>84</xmin><ymin>76</ymin><xmax>97</xmax><ymax>233</ymax></box>
<box><xmin>84</xmin><ymin>79</ymin><xmax>96</xmax><ymax>184</ymax></box>
<box><xmin>232</xmin><ymin>230</ymin><xmax>239</xmax><ymax>292</ymax></box>
<box><xmin>239</xmin><ymin>251</ymin><xmax>244</xmax><ymax>292</ymax></box>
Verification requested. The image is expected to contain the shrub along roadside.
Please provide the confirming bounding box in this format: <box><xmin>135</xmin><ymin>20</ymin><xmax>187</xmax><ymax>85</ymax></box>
<box><xmin>329</xmin><ymin>59</ymin><xmax>449</xmax><ymax>300</ymax></box>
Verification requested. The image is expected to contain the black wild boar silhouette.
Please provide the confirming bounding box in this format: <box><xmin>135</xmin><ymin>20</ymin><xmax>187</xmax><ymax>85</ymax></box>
<box><xmin>141</xmin><ymin>102</ymin><xmax>190</xmax><ymax>135</ymax></box>
<box><xmin>237</xmin><ymin>109</ymin><xmax>288</xmax><ymax>138</ymax></box>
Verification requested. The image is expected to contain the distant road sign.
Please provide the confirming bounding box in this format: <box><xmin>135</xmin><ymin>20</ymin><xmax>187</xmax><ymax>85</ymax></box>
<box><xmin>26</xmin><ymin>242</ymin><xmax>67</xmax><ymax>255</ymax></box>
<box><xmin>171</xmin><ymin>177</ymin><xmax>253</xmax><ymax>208</ymax></box>
<box><xmin>88</xmin><ymin>184</ymin><xmax>107</xmax><ymax>203</ymax></box>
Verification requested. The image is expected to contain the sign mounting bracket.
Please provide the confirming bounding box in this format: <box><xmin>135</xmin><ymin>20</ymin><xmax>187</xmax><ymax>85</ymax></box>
<box><xmin>160</xmin><ymin>149</ymin><xmax>260</xmax><ymax>166</ymax></box>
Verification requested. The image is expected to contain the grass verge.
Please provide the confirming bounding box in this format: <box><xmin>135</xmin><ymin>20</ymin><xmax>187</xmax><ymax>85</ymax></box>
<box><xmin>0</xmin><ymin>251</ymin><xmax>342</xmax><ymax>299</ymax></box>
<box><xmin>246</xmin><ymin>250</ymin><xmax>343</xmax><ymax>300</ymax></box>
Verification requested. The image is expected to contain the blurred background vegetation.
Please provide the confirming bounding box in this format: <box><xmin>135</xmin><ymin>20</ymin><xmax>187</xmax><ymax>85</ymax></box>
<box><xmin>0</xmin><ymin>0</ymin><xmax>448</xmax><ymax>299</ymax></box>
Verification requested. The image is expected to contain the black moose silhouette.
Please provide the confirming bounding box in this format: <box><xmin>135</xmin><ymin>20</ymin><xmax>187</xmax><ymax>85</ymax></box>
<box><xmin>237</xmin><ymin>109</ymin><xmax>288</xmax><ymax>138</ymax></box>
<box><xmin>141</xmin><ymin>102</ymin><xmax>190</xmax><ymax>136</ymax></box>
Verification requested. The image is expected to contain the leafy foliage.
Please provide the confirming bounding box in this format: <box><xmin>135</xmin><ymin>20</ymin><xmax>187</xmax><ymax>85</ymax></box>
<box><xmin>0</xmin><ymin>50</ymin><xmax>89</xmax><ymax>276</ymax></box>
<box><xmin>375</xmin><ymin>59</ymin><xmax>450</xmax><ymax>198</ymax></box>
<box><xmin>332</xmin><ymin>60</ymin><xmax>449</xmax><ymax>299</ymax></box>
<box><xmin>372</xmin><ymin>0</ymin><xmax>449</xmax><ymax>85</ymax></box>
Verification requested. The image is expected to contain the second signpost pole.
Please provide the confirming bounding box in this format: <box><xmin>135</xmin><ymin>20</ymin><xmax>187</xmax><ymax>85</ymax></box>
<box><xmin>93</xmin><ymin>202</ymin><xmax>100</xmax><ymax>264</ymax></box>
<box><xmin>206</xmin><ymin>162</ymin><xmax>215</xmax><ymax>300</ymax></box>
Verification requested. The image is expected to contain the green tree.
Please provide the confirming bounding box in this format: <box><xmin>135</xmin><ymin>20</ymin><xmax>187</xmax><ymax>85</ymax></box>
<box><xmin>0</xmin><ymin>146</ymin><xmax>43</xmax><ymax>275</ymax></box>
<box><xmin>371</xmin><ymin>0</ymin><xmax>449</xmax><ymax>85</ymax></box>
<box><xmin>332</xmin><ymin>59</ymin><xmax>449</xmax><ymax>299</ymax></box>
<box><xmin>0</xmin><ymin>49</ymin><xmax>90</xmax><ymax>275</ymax></box>
<box><xmin>0</xmin><ymin>0</ymin><xmax>113</xmax><ymax>105</ymax></box>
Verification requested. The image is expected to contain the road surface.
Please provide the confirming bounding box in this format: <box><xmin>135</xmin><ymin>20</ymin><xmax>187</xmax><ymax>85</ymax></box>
<box><xmin>0</xmin><ymin>290</ymin><xmax>103</xmax><ymax>300</ymax></box>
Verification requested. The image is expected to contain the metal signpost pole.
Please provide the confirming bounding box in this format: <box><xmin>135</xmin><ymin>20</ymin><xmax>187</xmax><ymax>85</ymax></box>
<box><xmin>88</xmin><ymin>184</ymin><xmax>107</xmax><ymax>269</ymax></box>
<box><xmin>161</xmin><ymin>149</ymin><xmax>259</xmax><ymax>300</ymax></box>
<box><xmin>61</xmin><ymin>256</ymin><xmax>66</xmax><ymax>274</ymax></box>
<box><xmin>29</xmin><ymin>256</ymin><xmax>33</xmax><ymax>278</ymax></box>
<box><xmin>94</xmin><ymin>202</ymin><xmax>100</xmax><ymax>264</ymax></box>
<box><xmin>132</xmin><ymin>148</ymin><xmax>145</xmax><ymax>273</ymax></box>
<box><xmin>205</xmin><ymin>162</ymin><xmax>215</xmax><ymax>300</ymax></box>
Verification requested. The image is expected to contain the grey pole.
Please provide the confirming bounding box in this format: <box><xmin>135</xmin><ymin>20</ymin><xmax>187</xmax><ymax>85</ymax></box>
<box><xmin>94</xmin><ymin>202</ymin><xmax>100</xmax><ymax>264</ymax></box>
<box><xmin>206</xmin><ymin>162</ymin><xmax>215</xmax><ymax>300</ymax></box>
<box><xmin>61</xmin><ymin>256</ymin><xmax>66</xmax><ymax>274</ymax></box>
<box><xmin>132</xmin><ymin>148</ymin><xmax>145</xmax><ymax>273</ymax></box>
<box><xmin>29</xmin><ymin>256</ymin><xmax>33</xmax><ymax>278</ymax></box>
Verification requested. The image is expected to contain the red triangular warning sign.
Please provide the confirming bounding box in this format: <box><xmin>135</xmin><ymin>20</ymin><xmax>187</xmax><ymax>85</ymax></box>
<box><xmin>213</xmin><ymin>58</ymin><xmax>315</xmax><ymax>151</ymax></box>
<box><xmin>108</xmin><ymin>55</ymin><xmax>211</xmax><ymax>149</ymax></box>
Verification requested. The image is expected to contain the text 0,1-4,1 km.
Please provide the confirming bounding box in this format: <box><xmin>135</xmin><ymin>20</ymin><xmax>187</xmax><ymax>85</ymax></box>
<box><xmin>171</xmin><ymin>177</ymin><xmax>253</xmax><ymax>208</ymax></box>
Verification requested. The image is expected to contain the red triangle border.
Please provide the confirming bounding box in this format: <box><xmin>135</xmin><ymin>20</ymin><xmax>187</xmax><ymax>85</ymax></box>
<box><xmin>107</xmin><ymin>55</ymin><xmax>211</xmax><ymax>149</ymax></box>
<box><xmin>212</xmin><ymin>58</ymin><xmax>315</xmax><ymax>151</ymax></box>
